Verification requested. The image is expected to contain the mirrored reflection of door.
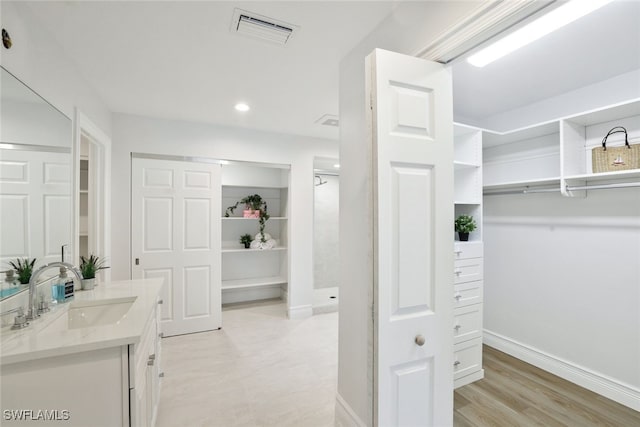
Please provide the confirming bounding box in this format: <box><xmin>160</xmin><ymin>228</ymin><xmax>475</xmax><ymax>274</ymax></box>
<box><xmin>0</xmin><ymin>147</ymin><xmax>71</xmax><ymax>268</ymax></box>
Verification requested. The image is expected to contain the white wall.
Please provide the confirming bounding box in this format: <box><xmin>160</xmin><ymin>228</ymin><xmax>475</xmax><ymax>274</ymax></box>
<box><xmin>313</xmin><ymin>175</ymin><xmax>339</xmax><ymax>290</ymax></box>
<box><xmin>111</xmin><ymin>113</ymin><xmax>338</xmax><ymax>317</ymax></box>
<box><xmin>483</xmin><ymin>188</ymin><xmax>640</xmax><ymax>403</ymax></box>
<box><xmin>0</xmin><ymin>2</ymin><xmax>111</xmax><ymax>316</ymax></box>
<box><xmin>479</xmin><ymin>69</ymin><xmax>640</xmax><ymax>132</ymax></box>
<box><xmin>0</xmin><ymin>1</ymin><xmax>111</xmax><ymax>136</ymax></box>
<box><xmin>337</xmin><ymin>2</ymin><xmax>481</xmax><ymax>424</ymax></box>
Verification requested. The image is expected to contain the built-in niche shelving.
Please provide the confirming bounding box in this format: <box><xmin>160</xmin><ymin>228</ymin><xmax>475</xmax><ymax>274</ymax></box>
<box><xmin>479</xmin><ymin>98</ymin><xmax>640</xmax><ymax>196</ymax></box>
<box><xmin>453</xmin><ymin>123</ymin><xmax>485</xmax><ymax>388</ymax></box>
<box><xmin>79</xmin><ymin>140</ymin><xmax>90</xmax><ymax>259</ymax></box>
<box><xmin>454</xmin><ymin>124</ymin><xmax>483</xmax><ymax>242</ymax></box>
<box><xmin>220</xmin><ymin>163</ymin><xmax>290</xmax><ymax>305</ymax></box>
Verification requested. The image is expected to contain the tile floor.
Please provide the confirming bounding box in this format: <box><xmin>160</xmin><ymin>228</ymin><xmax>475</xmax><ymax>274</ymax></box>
<box><xmin>156</xmin><ymin>300</ymin><xmax>338</xmax><ymax>427</ymax></box>
<box><xmin>312</xmin><ymin>287</ymin><xmax>339</xmax><ymax>315</ymax></box>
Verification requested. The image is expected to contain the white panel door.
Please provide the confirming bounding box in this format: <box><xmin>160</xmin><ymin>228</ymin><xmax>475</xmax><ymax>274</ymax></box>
<box><xmin>131</xmin><ymin>157</ymin><xmax>221</xmax><ymax>336</ymax></box>
<box><xmin>369</xmin><ymin>49</ymin><xmax>454</xmax><ymax>426</ymax></box>
<box><xmin>0</xmin><ymin>149</ymin><xmax>71</xmax><ymax>266</ymax></box>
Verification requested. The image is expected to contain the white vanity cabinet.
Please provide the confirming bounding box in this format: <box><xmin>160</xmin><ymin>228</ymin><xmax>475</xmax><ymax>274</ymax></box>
<box><xmin>0</xmin><ymin>279</ymin><xmax>163</xmax><ymax>427</ymax></box>
<box><xmin>129</xmin><ymin>298</ymin><xmax>163</xmax><ymax>427</ymax></box>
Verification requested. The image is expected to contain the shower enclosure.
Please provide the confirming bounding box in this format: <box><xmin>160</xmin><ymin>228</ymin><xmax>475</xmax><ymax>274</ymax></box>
<box><xmin>312</xmin><ymin>158</ymin><xmax>339</xmax><ymax>314</ymax></box>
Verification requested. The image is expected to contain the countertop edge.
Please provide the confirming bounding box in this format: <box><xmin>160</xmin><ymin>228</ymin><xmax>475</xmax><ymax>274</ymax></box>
<box><xmin>0</xmin><ymin>278</ymin><xmax>163</xmax><ymax>366</ymax></box>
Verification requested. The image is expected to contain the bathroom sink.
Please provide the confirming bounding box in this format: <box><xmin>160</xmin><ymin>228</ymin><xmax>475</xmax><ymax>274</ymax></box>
<box><xmin>46</xmin><ymin>297</ymin><xmax>137</xmax><ymax>331</ymax></box>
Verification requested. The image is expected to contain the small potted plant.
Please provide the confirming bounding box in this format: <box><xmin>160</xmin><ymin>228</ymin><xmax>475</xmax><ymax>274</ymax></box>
<box><xmin>240</xmin><ymin>234</ymin><xmax>253</xmax><ymax>249</ymax></box>
<box><xmin>454</xmin><ymin>215</ymin><xmax>477</xmax><ymax>242</ymax></box>
<box><xmin>79</xmin><ymin>254</ymin><xmax>109</xmax><ymax>290</ymax></box>
<box><xmin>9</xmin><ymin>258</ymin><xmax>37</xmax><ymax>284</ymax></box>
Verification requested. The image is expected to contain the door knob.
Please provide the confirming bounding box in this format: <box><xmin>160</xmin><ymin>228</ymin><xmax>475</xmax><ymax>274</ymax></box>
<box><xmin>414</xmin><ymin>335</ymin><xmax>425</xmax><ymax>346</ymax></box>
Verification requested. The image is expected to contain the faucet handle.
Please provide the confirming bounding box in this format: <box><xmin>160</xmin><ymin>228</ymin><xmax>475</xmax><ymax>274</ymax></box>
<box><xmin>37</xmin><ymin>299</ymin><xmax>50</xmax><ymax>314</ymax></box>
<box><xmin>11</xmin><ymin>307</ymin><xmax>29</xmax><ymax>330</ymax></box>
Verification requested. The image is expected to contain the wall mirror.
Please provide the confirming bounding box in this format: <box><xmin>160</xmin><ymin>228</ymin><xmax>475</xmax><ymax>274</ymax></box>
<box><xmin>0</xmin><ymin>66</ymin><xmax>72</xmax><ymax>300</ymax></box>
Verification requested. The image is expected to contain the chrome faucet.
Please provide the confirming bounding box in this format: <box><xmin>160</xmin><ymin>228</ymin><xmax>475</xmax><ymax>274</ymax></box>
<box><xmin>27</xmin><ymin>262</ymin><xmax>82</xmax><ymax>321</ymax></box>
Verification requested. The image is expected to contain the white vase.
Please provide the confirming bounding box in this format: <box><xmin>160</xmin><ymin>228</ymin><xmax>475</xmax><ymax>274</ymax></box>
<box><xmin>81</xmin><ymin>278</ymin><xmax>96</xmax><ymax>290</ymax></box>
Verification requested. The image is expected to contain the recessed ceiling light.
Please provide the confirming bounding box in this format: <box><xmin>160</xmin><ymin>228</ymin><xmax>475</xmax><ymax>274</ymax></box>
<box><xmin>235</xmin><ymin>103</ymin><xmax>250</xmax><ymax>112</ymax></box>
<box><xmin>467</xmin><ymin>0</ymin><xmax>614</xmax><ymax>67</ymax></box>
<box><xmin>333</xmin><ymin>164</ymin><xmax>340</xmax><ymax>169</ymax></box>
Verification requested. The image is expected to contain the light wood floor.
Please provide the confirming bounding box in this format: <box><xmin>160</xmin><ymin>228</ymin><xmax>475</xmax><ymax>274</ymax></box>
<box><xmin>157</xmin><ymin>300</ymin><xmax>639</xmax><ymax>426</ymax></box>
<box><xmin>455</xmin><ymin>346</ymin><xmax>640</xmax><ymax>427</ymax></box>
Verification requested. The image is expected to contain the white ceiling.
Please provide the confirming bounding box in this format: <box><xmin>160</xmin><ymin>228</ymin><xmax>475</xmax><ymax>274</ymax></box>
<box><xmin>24</xmin><ymin>1</ymin><xmax>398</xmax><ymax>141</ymax></box>
<box><xmin>452</xmin><ymin>0</ymin><xmax>640</xmax><ymax>124</ymax></box>
<box><xmin>22</xmin><ymin>0</ymin><xmax>640</xmax><ymax>140</ymax></box>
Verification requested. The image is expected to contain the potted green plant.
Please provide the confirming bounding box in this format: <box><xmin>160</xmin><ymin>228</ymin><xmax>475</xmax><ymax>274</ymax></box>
<box><xmin>9</xmin><ymin>258</ymin><xmax>37</xmax><ymax>284</ymax></box>
<box><xmin>79</xmin><ymin>254</ymin><xmax>109</xmax><ymax>290</ymax></box>
<box><xmin>240</xmin><ymin>194</ymin><xmax>264</xmax><ymax>218</ymax></box>
<box><xmin>454</xmin><ymin>215</ymin><xmax>477</xmax><ymax>242</ymax></box>
<box><xmin>240</xmin><ymin>234</ymin><xmax>253</xmax><ymax>249</ymax></box>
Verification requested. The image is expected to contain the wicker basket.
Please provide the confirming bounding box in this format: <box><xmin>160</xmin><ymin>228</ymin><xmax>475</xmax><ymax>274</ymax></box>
<box><xmin>592</xmin><ymin>126</ymin><xmax>640</xmax><ymax>173</ymax></box>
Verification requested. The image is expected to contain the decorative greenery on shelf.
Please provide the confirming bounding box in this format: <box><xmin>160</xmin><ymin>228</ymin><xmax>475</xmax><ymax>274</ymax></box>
<box><xmin>224</xmin><ymin>202</ymin><xmax>239</xmax><ymax>218</ymax></box>
<box><xmin>240</xmin><ymin>234</ymin><xmax>252</xmax><ymax>248</ymax></box>
<box><xmin>9</xmin><ymin>258</ymin><xmax>37</xmax><ymax>284</ymax></box>
<box><xmin>80</xmin><ymin>254</ymin><xmax>109</xmax><ymax>279</ymax></box>
<box><xmin>241</xmin><ymin>194</ymin><xmax>264</xmax><ymax>212</ymax></box>
<box><xmin>225</xmin><ymin>194</ymin><xmax>271</xmax><ymax>242</ymax></box>
<box><xmin>454</xmin><ymin>215</ymin><xmax>477</xmax><ymax>233</ymax></box>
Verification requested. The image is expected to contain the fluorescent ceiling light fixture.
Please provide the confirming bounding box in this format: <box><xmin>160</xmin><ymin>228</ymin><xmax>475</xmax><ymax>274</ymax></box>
<box><xmin>234</xmin><ymin>103</ymin><xmax>250</xmax><ymax>112</ymax></box>
<box><xmin>467</xmin><ymin>0</ymin><xmax>614</xmax><ymax>67</ymax></box>
<box><xmin>333</xmin><ymin>164</ymin><xmax>340</xmax><ymax>169</ymax></box>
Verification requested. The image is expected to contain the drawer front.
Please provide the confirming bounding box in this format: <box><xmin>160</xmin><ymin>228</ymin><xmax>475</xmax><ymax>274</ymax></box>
<box><xmin>130</xmin><ymin>315</ymin><xmax>157</xmax><ymax>389</ymax></box>
<box><xmin>454</xmin><ymin>242</ymin><xmax>483</xmax><ymax>260</ymax></box>
<box><xmin>454</xmin><ymin>281</ymin><xmax>483</xmax><ymax>308</ymax></box>
<box><xmin>454</xmin><ymin>258</ymin><xmax>483</xmax><ymax>284</ymax></box>
<box><xmin>453</xmin><ymin>337</ymin><xmax>482</xmax><ymax>380</ymax></box>
<box><xmin>453</xmin><ymin>304</ymin><xmax>482</xmax><ymax>344</ymax></box>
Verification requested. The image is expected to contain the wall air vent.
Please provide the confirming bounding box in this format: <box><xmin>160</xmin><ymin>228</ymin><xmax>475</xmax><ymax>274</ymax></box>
<box><xmin>231</xmin><ymin>9</ymin><xmax>299</xmax><ymax>45</ymax></box>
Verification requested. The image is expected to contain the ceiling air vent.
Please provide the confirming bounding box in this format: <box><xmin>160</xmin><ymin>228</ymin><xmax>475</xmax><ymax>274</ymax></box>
<box><xmin>315</xmin><ymin>114</ymin><xmax>339</xmax><ymax>127</ymax></box>
<box><xmin>231</xmin><ymin>9</ymin><xmax>298</xmax><ymax>45</ymax></box>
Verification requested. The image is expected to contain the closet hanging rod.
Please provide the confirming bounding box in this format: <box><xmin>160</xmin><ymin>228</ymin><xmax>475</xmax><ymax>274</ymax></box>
<box><xmin>484</xmin><ymin>181</ymin><xmax>640</xmax><ymax>196</ymax></box>
<box><xmin>566</xmin><ymin>182</ymin><xmax>640</xmax><ymax>191</ymax></box>
<box><xmin>484</xmin><ymin>187</ymin><xmax>559</xmax><ymax>196</ymax></box>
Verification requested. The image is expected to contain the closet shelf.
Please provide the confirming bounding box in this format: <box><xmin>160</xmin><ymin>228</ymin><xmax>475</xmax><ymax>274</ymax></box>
<box><xmin>563</xmin><ymin>169</ymin><xmax>640</xmax><ymax>184</ymax></box>
<box><xmin>454</xmin><ymin>161</ymin><xmax>480</xmax><ymax>170</ymax></box>
<box><xmin>222</xmin><ymin>184</ymin><xmax>288</xmax><ymax>189</ymax></box>
<box><xmin>221</xmin><ymin>276</ymin><xmax>287</xmax><ymax>290</ymax></box>
<box><xmin>483</xmin><ymin>177</ymin><xmax>560</xmax><ymax>191</ymax></box>
<box><xmin>221</xmin><ymin>246</ymin><xmax>286</xmax><ymax>254</ymax></box>
<box><xmin>222</xmin><ymin>216</ymin><xmax>287</xmax><ymax>220</ymax></box>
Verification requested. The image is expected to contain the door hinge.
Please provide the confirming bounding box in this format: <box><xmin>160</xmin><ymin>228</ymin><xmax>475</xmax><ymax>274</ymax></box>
<box><xmin>135</xmin><ymin>258</ymin><xmax>140</xmax><ymax>266</ymax></box>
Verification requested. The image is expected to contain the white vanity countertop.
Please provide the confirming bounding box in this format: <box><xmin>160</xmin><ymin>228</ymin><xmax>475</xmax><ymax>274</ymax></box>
<box><xmin>0</xmin><ymin>278</ymin><xmax>163</xmax><ymax>365</ymax></box>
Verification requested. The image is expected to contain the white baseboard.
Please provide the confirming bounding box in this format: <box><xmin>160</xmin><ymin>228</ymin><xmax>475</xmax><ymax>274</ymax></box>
<box><xmin>334</xmin><ymin>393</ymin><xmax>368</xmax><ymax>427</ymax></box>
<box><xmin>484</xmin><ymin>329</ymin><xmax>640</xmax><ymax>411</ymax></box>
<box><xmin>287</xmin><ymin>304</ymin><xmax>312</xmax><ymax>319</ymax></box>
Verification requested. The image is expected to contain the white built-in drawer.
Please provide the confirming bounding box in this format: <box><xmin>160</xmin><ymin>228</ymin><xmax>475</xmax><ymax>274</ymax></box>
<box><xmin>454</xmin><ymin>242</ymin><xmax>483</xmax><ymax>260</ymax></box>
<box><xmin>453</xmin><ymin>304</ymin><xmax>482</xmax><ymax>344</ymax></box>
<box><xmin>454</xmin><ymin>258</ymin><xmax>483</xmax><ymax>284</ymax></box>
<box><xmin>454</xmin><ymin>281</ymin><xmax>483</xmax><ymax>308</ymax></box>
<box><xmin>453</xmin><ymin>337</ymin><xmax>482</xmax><ymax>380</ymax></box>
